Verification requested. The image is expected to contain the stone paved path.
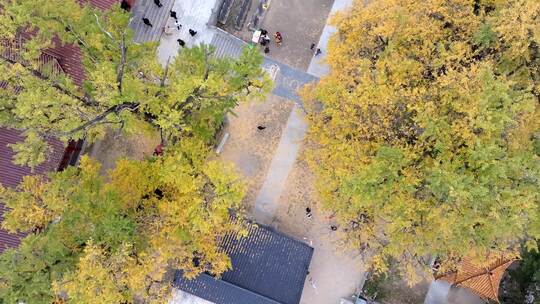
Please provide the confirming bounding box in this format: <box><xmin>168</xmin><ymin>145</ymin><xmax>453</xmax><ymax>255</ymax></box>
<box><xmin>253</xmin><ymin>105</ymin><xmax>307</xmax><ymax>225</ymax></box>
<box><xmin>263</xmin><ymin>58</ymin><xmax>317</xmax><ymax>104</ymax></box>
<box><xmin>307</xmin><ymin>0</ymin><xmax>353</xmax><ymax>77</ymax></box>
<box><xmin>130</xmin><ymin>0</ymin><xmax>176</xmax><ymax>42</ymax></box>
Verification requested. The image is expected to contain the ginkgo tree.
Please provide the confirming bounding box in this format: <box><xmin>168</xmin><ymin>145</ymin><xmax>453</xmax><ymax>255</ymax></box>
<box><xmin>0</xmin><ymin>0</ymin><xmax>271</xmax><ymax>168</ymax></box>
<box><xmin>302</xmin><ymin>0</ymin><xmax>540</xmax><ymax>281</ymax></box>
<box><xmin>0</xmin><ymin>0</ymin><xmax>272</xmax><ymax>303</ymax></box>
<box><xmin>0</xmin><ymin>140</ymin><xmax>248</xmax><ymax>303</ymax></box>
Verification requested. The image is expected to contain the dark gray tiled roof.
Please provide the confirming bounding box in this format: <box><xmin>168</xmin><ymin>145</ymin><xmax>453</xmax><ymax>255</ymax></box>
<box><xmin>174</xmin><ymin>272</ymin><xmax>281</xmax><ymax>304</ymax></box>
<box><xmin>174</xmin><ymin>224</ymin><xmax>313</xmax><ymax>304</ymax></box>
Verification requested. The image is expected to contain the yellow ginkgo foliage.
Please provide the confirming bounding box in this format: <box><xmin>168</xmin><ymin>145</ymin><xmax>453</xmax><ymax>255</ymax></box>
<box><xmin>0</xmin><ymin>139</ymin><xmax>247</xmax><ymax>303</ymax></box>
<box><xmin>303</xmin><ymin>0</ymin><xmax>540</xmax><ymax>282</ymax></box>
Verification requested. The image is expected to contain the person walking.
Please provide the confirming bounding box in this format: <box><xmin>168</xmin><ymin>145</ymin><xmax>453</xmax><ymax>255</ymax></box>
<box><xmin>262</xmin><ymin>34</ymin><xmax>270</xmax><ymax>45</ymax></box>
<box><xmin>274</xmin><ymin>31</ymin><xmax>283</xmax><ymax>45</ymax></box>
<box><xmin>315</xmin><ymin>48</ymin><xmax>322</xmax><ymax>56</ymax></box>
<box><xmin>170</xmin><ymin>10</ymin><xmax>178</xmax><ymax>20</ymax></box>
<box><xmin>305</xmin><ymin>207</ymin><xmax>312</xmax><ymax>219</ymax></box>
<box><xmin>189</xmin><ymin>29</ymin><xmax>197</xmax><ymax>37</ymax></box>
<box><xmin>174</xmin><ymin>20</ymin><xmax>182</xmax><ymax>30</ymax></box>
<box><xmin>142</xmin><ymin>17</ymin><xmax>153</xmax><ymax>27</ymax></box>
<box><xmin>154</xmin><ymin>0</ymin><xmax>163</xmax><ymax>8</ymax></box>
<box><xmin>177</xmin><ymin>39</ymin><xmax>185</xmax><ymax>47</ymax></box>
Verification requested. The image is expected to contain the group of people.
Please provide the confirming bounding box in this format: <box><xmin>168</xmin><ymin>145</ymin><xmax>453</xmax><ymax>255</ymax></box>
<box><xmin>141</xmin><ymin>0</ymin><xmax>197</xmax><ymax>48</ymax></box>
<box><xmin>169</xmin><ymin>10</ymin><xmax>197</xmax><ymax>47</ymax></box>
<box><xmin>257</xmin><ymin>31</ymin><xmax>322</xmax><ymax>57</ymax></box>
<box><xmin>305</xmin><ymin>207</ymin><xmax>338</xmax><ymax>231</ymax></box>
<box><xmin>258</xmin><ymin>29</ymin><xmax>283</xmax><ymax>54</ymax></box>
<box><xmin>144</xmin><ymin>1</ymin><xmax>325</xmax><ymax>58</ymax></box>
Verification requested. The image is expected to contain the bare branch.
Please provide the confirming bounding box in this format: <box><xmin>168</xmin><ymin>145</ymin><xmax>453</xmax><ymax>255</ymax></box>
<box><xmin>93</xmin><ymin>13</ymin><xmax>117</xmax><ymax>44</ymax></box>
<box><xmin>64</xmin><ymin>23</ymin><xmax>98</xmax><ymax>64</ymax></box>
<box><xmin>41</xmin><ymin>16</ymin><xmax>98</xmax><ymax>64</ymax></box>
<box><xmin>116</xmin><ymin>33</ymin><xmax>127</xmax><ymax>93</ymax></box>
<box><xmin>65</xmin><ymin>102</ymin><xmax>139</xmax><ymax>135</ymax></box>
<box><xmin>160</xmin><ymin>56</ymin><xmax>171</xmax><ymax>88</ymax></box>
<box><xmin>203</xmin><ymin>47</ymin><xmax>211</xmax><ymax>81</ymax></box>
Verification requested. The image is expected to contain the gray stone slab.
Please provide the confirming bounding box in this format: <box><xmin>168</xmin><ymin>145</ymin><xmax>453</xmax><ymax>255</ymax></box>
<box><xmin>253</xmin><ymin>105</ymin><xmax>307</xmax><ymax>224</ymax></box>
<box><xmin>307</xmin><ymin>0</ymin><xmax>353</xmax><ymax>77</ymax></box>
<box><xmin>263</xmin><ymin>57</ymin><xmax>318</xmax><ymax>104</ymax></box>
<box><xmin>156</xmin><ymin>0</ymin><xmax>221</xmax><ymax>64</ymax></box>
<box><xmin>209</xmin><ymin>29</ymin><xmax>319</xmax><ymax>104</ymax></box>
<box><xmin>131</xmin><ymin>0</ymin><xmax>176</xmax><ymax>43</ymax></box>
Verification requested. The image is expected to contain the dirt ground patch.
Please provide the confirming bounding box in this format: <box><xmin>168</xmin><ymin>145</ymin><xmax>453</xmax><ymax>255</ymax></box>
<box><xmin>85</xmin><ymin>129</ymin><xmax>160</xmax><ymax>174</ymax></box>
<box><xmin>217</xmin><ymin>95</ymin><xmax>293</xmax><ymax>209</ymax></box>
<box><xmin>379</xmin><ymin>280</ymin><xmax>429</xmax><ymax>304</ymax></box>
<box><xmin>364</xmin><ymin>272</ymin><xmax>430</xmax><ymax>304</ymax></box>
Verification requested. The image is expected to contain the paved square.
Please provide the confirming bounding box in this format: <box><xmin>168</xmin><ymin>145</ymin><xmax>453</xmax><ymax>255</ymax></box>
<box><xmin>261</xmin><ymin>0</ymin><xmax>334</xmax><ymax>71</ymax></box>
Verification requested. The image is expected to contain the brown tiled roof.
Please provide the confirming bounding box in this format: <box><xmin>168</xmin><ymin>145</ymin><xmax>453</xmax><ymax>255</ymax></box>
<box><xmin>46</xmin><ymin>41</ymin><xmax>85</xmax><ymax>87</ymax></box>
<box><xmin>0</xmin><ymin>127</ymin><xmax>66</xmax><ymax>253</ymax></box>
<box><xmin>0</xmin><ymin>0</ymin><xmax>121</xmax><ymax>253</ymax></box>
<box><xmin>0</xmin><ymin>204</ymin><xmax>25</xmax><ymax>252</ymax></box>
<box><xmin>47</xmin><ymin>0</ymin><xmax>123</xmax><ymax>86</ymax></box>
<box><xmin>1</xmin><ymin>1</ymin><xmax>122</xmax><ymax>87</ymax></box>
<box><xmin>80</xmin><ymin>0</ymin><xmax>121</xmax><ymax>10</ymax></box>
<box><xmin>436</xmin><ymin>256</ymin><xmax>516</xmax><ymax>302</ymax></box>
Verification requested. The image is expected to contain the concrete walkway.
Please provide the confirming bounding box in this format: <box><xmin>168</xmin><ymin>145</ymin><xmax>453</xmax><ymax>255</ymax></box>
<box><xmin>251</xmin><ymin>1</ymin><xmax>368</xmax><ymax>303</ymax></box>
<box><xmin>157</xmin><ymin>19</ymin><xmax>318</xmax><ymax>103</ymax></box>
<box><xmin>264</xmin><ymin>57</ymin><xmax>317</xmax><ymax>104</ymax></box>
<box><xmin>300</xmin><ymin>221</ymin><xmax>366</xmax><ymax>304</ymax></box>
<box><xmin>130</xmin><ymin>0</ymin><xmax>176</xmax><ymax>43</ymax></box>
<box><xmin>307</xmin><ymin>0</ymin><xmax>353</xmax><ymax>77</ymax></box>
<box><xmin>253</xmin><ymin>105</ymin><xmax>307</xmax><ymax>225</ymax></box>
<box><xmin>156</xmin><ymin>0</ymin><xmax>221</xmax><ymax>64</ymax></box>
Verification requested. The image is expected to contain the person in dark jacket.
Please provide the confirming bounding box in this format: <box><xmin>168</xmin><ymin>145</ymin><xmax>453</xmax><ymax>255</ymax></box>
<box><xmin>142</xmin><ymin>17</ymin><xmax>152</xmax><ymax>27</ymax></box>
<box><xmin>189</xmin><ymin>29</ymin><xmax>197</xmax><ymax>37</ymax></box>
<box><xmin>154</xmin><ymin>0</ymin><xmax>163</xmax><ymax>8</ymax></box>
<box><xmin>177</xmin><ymin>39</ymin><xmax>186</xmax><ymax>47</ymax></box>
<box><xmin>170</xmin><ymin>10</ymin><xmax>178</xmax><ymax>20</ymax></box>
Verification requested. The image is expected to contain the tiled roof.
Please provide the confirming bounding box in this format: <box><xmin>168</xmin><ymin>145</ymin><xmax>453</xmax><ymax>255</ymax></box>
<box><xmin>0</xmin><ymin>127</ymin><xmax>65</xmax><ymax>253</ymax></box>
<box><xmin>46</xmin><ymin>41</ymin><xmax>85</xmax><ymax>87</ymax></box>
<box><xmin>0</xmin><ymin>0</ymin><xmax>119</xmax><ymax>253</ymax></box>
<box><xmin>81</xmin><ymin>0</ymin><xmax>121</xmax><ymax>10</ymax></box>
<box><xmin>436</xmin><ymin>256</ymin><xmax>516</xmax><ymax>302</ymax></box>
<box><xmin>174</xmin><ymin>224</ymin><xmax>313</xmax><ymax>304</ymax></box>
<box><xmin>174</xmin><ymin>272</ymin><xmax>281</xmax><ymax>304</ymax></box>
<box><xmin>48</xmin><ymin>0</ymin><xmax>122</xmax><ymax>86</ymax></box>
<box><xmin>0</xmin><ymin>204</ymin><xmax>25</xmax><ymax>253</ymax></box>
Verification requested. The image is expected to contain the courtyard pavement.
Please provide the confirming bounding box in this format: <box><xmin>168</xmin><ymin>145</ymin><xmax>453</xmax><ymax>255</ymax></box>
<box><xmin>156</xmin><ymin>0</ymin><xmax>221</xmax><ymax>64</ymax></box>
<box><xmin>263</xmin><ymin>57</ymin><xmax>317</xmax><ymax>104</ymax></box>
<box><xmin>260</xmin><ymin>0</ymin><xmax>334</xmax><ymax>71</ymax></box>
<box><xmin>139</xmin><ymin>0</ymin><xmax>367</xmax><ymax>303</ymax></box>
<box><xmin>307</xmin><ymin>0</ymin><xmax>353</xmax><ymax>77</ymax></box>
<box><xmin>253</xmin><ymin>105</ymin><xmax>307</xmax><ymax>224</ymax></box>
